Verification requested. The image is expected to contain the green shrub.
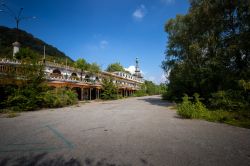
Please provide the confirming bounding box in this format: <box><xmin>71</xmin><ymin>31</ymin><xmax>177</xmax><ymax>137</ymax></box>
<box><xmin>209</xmin><ymin>90</ymin><xmax>247</xmax><ymax>110</ymax></box>
<box><xmin>204</xmin><ymin>110</ymin><xmax>231</xmax><ymax>122</ymax></box>
<box><xmin>41</xmin><ymin>88</ymin><xmax>78</xmax><ymax>108</ymax></box>
<box><xmin>64</xmin><ymin>89</ymin><xmax>78</xmax><ymax>105</ymax></box>
<box><xmin>162</xmin><ymin>91</ymin><xmax>169</xmax><ymax>100</ymax></box>
<box><xmin>117</xmin><ymin>94</ymin><xmax>123</xmax><ymax>99</ymax></box>
<box><xmin>6</xmin><ymin>112</ymin><xmax>20</xmax><ymax>118</ymax></box>
<box><xmin>193</xmin><ymin>93</ymin><xmax>207</xmax><ymax>116</ymax></box>
<box><xmin>101</xmin><ymin>78</ymin><xmax>119</xmax><ymax>100</ymax></box>
<box><xmin>101</xmin><ymin>93</ymin><xmax>118</xmax><ymax>100</ymax></box>
<box><xmin>177</xmin><ymin>93</ymin><xmax>206</xmax><ymax>119</ymax></box>
<box><xmin>202</xmin><ymin>110</ymin><xmax>250</xmax><ymax>128</ymax></box>
<box><xmin>133</xmin><ymin>90</ymin><xmax>147</xmax><ymax>97</ymax></box>
<box><xmin>41</xmin><ymin>90</ymin><xmax>61</xmax><ymax>108</ymax></box>
<box><xmin>177</xmin><ymin>94</ymin><xmax>250</xmax><ymax>128</ymax></box>
<box><xmin>177</xmin><ymin>94</ymin><xmax>195</xmax><ymax>118</ymax></box>
<box><xmin>6</xmin><ymin>87</ymin><xmax>39</xmax><ymax>111</ymax></box>
<box><xmin>6</xmin><ymin>87</ymin><xmax>78</xmax><ymax>111</ymax></box>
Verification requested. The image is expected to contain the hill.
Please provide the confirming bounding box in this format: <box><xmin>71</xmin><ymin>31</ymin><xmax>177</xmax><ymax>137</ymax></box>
<box><xmin>0</xmin><ymin>26</ymin><xmax>73</xmax><ymax>62</ymax></box>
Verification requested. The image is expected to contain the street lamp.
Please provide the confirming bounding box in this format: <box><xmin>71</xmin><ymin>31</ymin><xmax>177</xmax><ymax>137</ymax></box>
<box><xmin>1</xmin><ymin>3</ymin><xmax>35</xmax><ymax>58</ymax></box>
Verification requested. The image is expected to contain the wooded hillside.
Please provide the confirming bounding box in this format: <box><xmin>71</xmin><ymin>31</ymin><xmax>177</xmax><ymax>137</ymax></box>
<box><xmin>0</xmin><ymin>26</ymin><xmax>73</xmax><ymax>62</ymax></box>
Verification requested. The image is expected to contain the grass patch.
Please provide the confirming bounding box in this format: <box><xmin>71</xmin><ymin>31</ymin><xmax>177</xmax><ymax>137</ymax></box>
<box><xmin>0</xmin><ymin>109</ymin><xmax>11</xmax><ymax>114</ymax></box>
<box><xmin>177</xmin><ymin>94</ymin><xmax>250</xmax><ymax>128</ymax></box>
<box><xmin>79</xmin><ymin>101</ymin><xmax>90</xmax><ymax>104</ymax></box>
<box><xmin>167</xmin><ymin>105</ymin><xmax>177</xmax><ymax>110</ymax></box>
<box><xmin>6</xmin><ymin>112</ymin><xmax>20</xmax><ymax>118</ymax></box>
<box><xmin>203</xmin><ymin>110</ymin><xmax>250</xmax><ymax>128</ymax></box>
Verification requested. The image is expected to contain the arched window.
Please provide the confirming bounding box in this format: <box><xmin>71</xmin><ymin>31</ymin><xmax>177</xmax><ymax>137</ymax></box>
<box><xmin>52</xmin><ymin>69</ymin><xmax>61</xmax><ymax>74</ymax></box>
<box><xmin>71</xmin><ymin>73</ymin><xmax>77</xmax><ymax>77</ymax></box>
<box><xmin>85</xmin><ymin>75</ymin><xmax>90</xmax><ymax>82</ymax></box>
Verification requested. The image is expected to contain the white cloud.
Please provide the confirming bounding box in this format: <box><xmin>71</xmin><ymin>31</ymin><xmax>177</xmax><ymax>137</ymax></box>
<box><xmin>124</xmin><ymin>65</ymin><xmax>145</xmax><ymax>77</ymax></box>
<box><xmin>100</xmin><ymin>40</ymin><xmax>108</xmax><ymax>49</ymax></box>
<box><xmin>161</xmin><ymin>0</ymin><xmax>175</xmax><ymax>4</ymax></box>
<box><xmin>144</xmin><ymin>72</ymin><xmax>169</xmax><ymax>85</ymax></box>
<box><xmin>124</xmin><ymin>65</ymin><xmax>136</xmax><ymax>74</ymax></box>
<box><xmin>84</xmin><ymin>39</ymin><xmax>109</xmax><ymax>51</ymax></box>
<box><xmin>132</xmin><ymin>4</ymin><xmax>147</xmax><ymax>20</ymax></box>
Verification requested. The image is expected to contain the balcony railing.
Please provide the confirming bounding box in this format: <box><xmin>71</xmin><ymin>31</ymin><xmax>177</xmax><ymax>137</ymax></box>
<box><xmin>45</xmin><ymin>74</ymin><xmax>102</xmax><ymax>84</ymax></box>
<box><xmin>45</xmin><ymin>75</ymin><xmax>138</xmax><ymax>89</ymax></box>
<box><xmin>42</xmin><ymin>61</ymin><xmax>80</xmax><ymax>72</ymax></box>
<box><xmin>0</xmin><ymin>58</ymin><xmax>21</xmax><ymax>64</ymax></box>
<box><xmin>1</xmin><ymin>58</ymin><xmax>141</xmax><ymax>89</ymax></box>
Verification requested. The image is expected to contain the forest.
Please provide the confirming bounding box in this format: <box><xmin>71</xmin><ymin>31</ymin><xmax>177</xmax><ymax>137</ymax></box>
<box><xmin>162</xmin><ymin>0</ymin><xmax>250</xmax><ymax>127</ymax></box>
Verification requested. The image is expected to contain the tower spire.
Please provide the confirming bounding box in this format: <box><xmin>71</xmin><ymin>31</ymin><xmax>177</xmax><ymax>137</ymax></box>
<box><xmin>134</xmin><ymin>57</ymin><xmax>143</xmax><ymax>78</ymax></box>
<box><xmin>135</xmin><ymin>57</ymin><xmax>140</xmax><ymax>72</ymax></box>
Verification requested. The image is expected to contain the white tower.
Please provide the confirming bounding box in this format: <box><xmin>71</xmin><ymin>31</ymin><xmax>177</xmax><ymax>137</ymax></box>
<box><xmin>12</xmin><ymin>41</ymin><xmax>20</xmax><ymax>58</ymax></box>
<box><xmin>134</xmin><ymin>57</ymin><xmax>143</xmax><ymax>78</ymax></box>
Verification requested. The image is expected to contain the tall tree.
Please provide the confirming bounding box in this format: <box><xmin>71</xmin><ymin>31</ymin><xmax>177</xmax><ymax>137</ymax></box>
<box><xmin>75</xmin><ymin>58</ymin><xmax>88</xmax><ymax>81</ymax></box>
<box><xmin>88</xmin><ymin>62</ymin><xmax>101</xmax><ymax>75</ymax></box>
<box><xmin>162</xmin><ymin>0</ymin><xmax>250</xmax><ymax>102</ymax></box>
<box><xmin>106</xmin><ymin>62</ymin><xmax>125</xmax><ymax>72</ymax></box>
<box><xmin>101</xmin><ymin>78</ymin><xmax>118</xmax><ymax>100</ymax></box>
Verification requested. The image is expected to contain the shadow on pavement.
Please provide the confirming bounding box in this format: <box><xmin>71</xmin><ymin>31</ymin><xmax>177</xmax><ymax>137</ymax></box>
<box><xmin>138</xmin><ymin>97</ymin><xmax>173</xmax><ymax>107</ymax></box>
<box><xmin>0</xmin><ymin>153</ymin><xmax>151</xmax><ymax>166</ymax></box>
<box><xmin>0</xmin><ymin>153</ymin><xmax>81</xmax><ymax>166</ymax></box>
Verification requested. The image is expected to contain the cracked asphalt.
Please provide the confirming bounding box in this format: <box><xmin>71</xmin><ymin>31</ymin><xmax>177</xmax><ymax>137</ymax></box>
<box><xmin>0</xmin><ymin>95</ymin><xmax>250</xmax><ymax>166</ymax></box>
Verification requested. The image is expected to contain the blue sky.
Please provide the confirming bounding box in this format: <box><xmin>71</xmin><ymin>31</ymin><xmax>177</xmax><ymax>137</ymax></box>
<box><xmin>0</xmin><ymin>0</ymin><xmax>189</xmax><ymax>84</ymax></box>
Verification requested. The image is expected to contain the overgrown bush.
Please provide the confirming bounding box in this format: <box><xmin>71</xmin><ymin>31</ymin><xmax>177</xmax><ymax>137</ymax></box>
<box><xmin>203</xmin><ymin>110</ymin><xmax>250</xmax><ymax>128</ymax></box>
<box><xmin>177</xmin><ymin>93</ymin><xmax>250</xmax><ymax>128</ymax></box>
<box><xmin>161</xmin><ymin>91</ymin><xmax>173</xmax><ymax>101</ymax></box>
<box><xmin>7</xmin><ymin>86</ymin><xmax>41</xmax><ymax>111</ymax></box>
<box><xmin>41</xmin><ymin>88</ymin><xmax>78</xmax><ymax>108</ymax></box>
<box><xmin>101</xmin><ymin>78</ymin><xmax>119</xmax><ymax>100</ymax></box>
<box><xmin>0</xmin><ymin>85</ymin><xmax>17</xmax><ymax>109</ymax></box>
<box><xmin>133</xmin><ymin>90</ymin><xmax>147</xmax><ymax>97</ymax></box>
<box><xmin>209</xmin><ymin>90</ymin><xmax>247</xmax><ymax>110</ymax></box>
<box><xmin>6</xmin><ymin>87</ymin><xmax>78</xmax><ymax>111</ymax></box>
<box><xmin>177</xmin><ymin>94</ymin><xmax>194</xmax><ymax>118</ymax></box>
<box><xmin>177</xmin><ymin>93</ymin><xmax>206</xmax><ymax>119</ymax></box>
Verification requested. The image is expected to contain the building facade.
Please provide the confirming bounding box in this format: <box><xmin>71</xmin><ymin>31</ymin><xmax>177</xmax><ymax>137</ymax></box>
<box><xmin>0</xmin><ymin>58</ymin><xmax>144</xmax><ymax>100</ymax></box>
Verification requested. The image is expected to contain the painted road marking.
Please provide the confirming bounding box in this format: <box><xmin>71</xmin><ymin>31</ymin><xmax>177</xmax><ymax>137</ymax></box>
<box><xmin>0</xmin><ymin>125</ymin><xmax>74</xmax><ymax>152</ymax></box>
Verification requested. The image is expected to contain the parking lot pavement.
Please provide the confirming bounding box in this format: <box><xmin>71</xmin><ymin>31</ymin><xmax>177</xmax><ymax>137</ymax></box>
<box><xmin>0</xmin><ymin>95</ymin><xmax>250</xmax><ymax>166</ymax></box>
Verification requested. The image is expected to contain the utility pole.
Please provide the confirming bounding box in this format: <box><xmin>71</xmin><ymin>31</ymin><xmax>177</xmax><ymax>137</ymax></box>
<box><xmin>43</xmin><ymin>45</ymin><xmax>46</xmax><ymax>63</ymax></box>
